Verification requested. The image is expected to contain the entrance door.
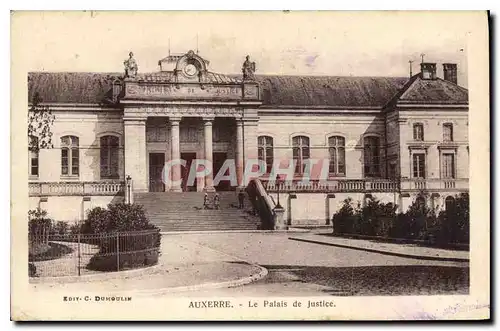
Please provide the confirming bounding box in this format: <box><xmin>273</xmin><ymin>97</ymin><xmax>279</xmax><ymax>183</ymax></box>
<box><xmin>213</xmin><ymin>152</ymin><xmax>232</xmax><ymax>191</ymax></box>
<box><xmin>149</xmin><ymin>153</ymin><xmax>165</xmax><ymax>192</ymax></box>
<box><xmin>181</xmin><ymin>152</ymin><xmax>197</xmax><ymax>192</ymax></box>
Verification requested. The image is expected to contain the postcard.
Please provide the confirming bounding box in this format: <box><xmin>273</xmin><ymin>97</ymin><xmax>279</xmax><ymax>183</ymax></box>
<box><xmin>11</xmin><ymin>10</ymin><xmax>490</xmax><ymax>321</ymax></box>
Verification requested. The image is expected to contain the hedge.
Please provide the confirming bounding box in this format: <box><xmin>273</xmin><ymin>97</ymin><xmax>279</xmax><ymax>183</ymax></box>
<box><xmin>332</xmin><ymin>193</ymin><xmax>470</xmax><ymax>247</ymax></box>
<box><xmin>80</xmin><ymin>203</ymin><xmax>161</xmax><ymax>271</ymax></box>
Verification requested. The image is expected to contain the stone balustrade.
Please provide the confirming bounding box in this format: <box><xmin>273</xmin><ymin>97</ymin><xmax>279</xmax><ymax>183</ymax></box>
<box><xmin>28</xmin><ymin>181</ymin><xmax>125</xmax><ymax>197</ymax></box>
<box><xmin>399</xmin><ymin>178</ymin><xmax>469</xmax><ymax>191</ymax></box>
<box><xmin>260</xmin><ymin>178</ymin><xmax>468</xmax><ymax>193</ymax></box>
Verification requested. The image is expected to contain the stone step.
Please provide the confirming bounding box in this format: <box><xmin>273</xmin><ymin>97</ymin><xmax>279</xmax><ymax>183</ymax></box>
<box><xmin>147</xmin><ymin>218</ymin><xmax>255</xmax><ymax>222</ymax></box>
<box><xmin>147</xmin><ymin>214</ymin><xmax>254</xmax><ymax>218</ymax></box>
<box><xmin>152</xmin><ymin>223</ymin><xmax>260</xmax><ymax>226</ymax></box>
<box><xmin>134</xmin><ymin>192</ymin><xmax>260</xmax><ymax>232</ymax></box>
<box><xmin>147</xmin><ymin>219</ymin><xmax>258</xmax><ymax>224</ymax></box>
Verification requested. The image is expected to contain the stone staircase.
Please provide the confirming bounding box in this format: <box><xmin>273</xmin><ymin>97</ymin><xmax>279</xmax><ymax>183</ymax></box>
<box><xmin>134</xmin><ymin>191</ymin><xmax>262</xmax><ymax>232</ymax></box>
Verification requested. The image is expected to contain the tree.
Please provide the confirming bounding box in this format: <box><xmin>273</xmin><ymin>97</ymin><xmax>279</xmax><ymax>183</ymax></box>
<box><xmin>332</xmin><ymin>198</ymin><xmax>359</xmax><ymax>235</ymax></box>
<box><xmin>28</xmin><ymin>92</ymin><xmax>55</xmax><ymax>153</ymax></box>
<box><xmin>400</xmin><ymin>191</ymin><xmax>434</xmax><ymax>240</ymax></box>
<box><xmin>436</xmin><ymin>192</ymin><xmax>470</xmax><ymax>244</ymax></box>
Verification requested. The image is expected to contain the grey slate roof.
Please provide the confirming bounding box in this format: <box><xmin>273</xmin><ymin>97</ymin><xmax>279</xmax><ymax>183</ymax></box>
<box><xmin>27</xmin><ymin>71</ymin><xmax>468</xmax><ymax>108</ymax></box>
<box><xmin>397</xmin><ymin>76</ymin><xmax>469</xmax><ymax>104</ymax></box>
<box><xmin>255</xmin><ymin>75</ymin><xmax>408</xmax><ymax>108</ymax></box>
<box><xmin>28</xmin><ymin>72</ymin><xmax>122</xmax><ymax>105</ymax></box>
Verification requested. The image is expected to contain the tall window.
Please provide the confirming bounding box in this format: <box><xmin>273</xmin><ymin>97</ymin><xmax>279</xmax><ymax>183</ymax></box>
<box><xmin>328</xmin><ymin>136</ymin><xmax>345</xmax><ymax>175</ymax></box>
<box><xmin>413</xmin><ymin>123</ymin><xmax>424</xmax><ymax>141</ymax></box>
<box><xmin>292</xmin><ymin>136</ymin><xmax>310</xmax><ymax>175</ymax></box>
<box><xmin>363</xmin><ymin>136</ymin><xmax>380</xmax><ymax>177</ymax></box>
<box><xmin>443</xmin><ymin>123</ymin><xmax>454</xmax><ymax>142</ymax></box>
<box><xmin>100</xmin><ymin>135</ymin><xmax>119</xmax><ymax>179</ymax></box>
<box><xmin>412</xmin><ymin>153</ymin><xmax>426</xmax><ymax>178</ymax></box>
<box><xmin>29</xmin><ymin>137</ymin><xmax>39</xmax><ymax>177</ymax></box>
<box><xmin>258</xmin><ymin>136</ymin><xmax>274</xmax><ymax>174</ymax></box>
<box><xmin>441</xmin><ymin>153</ymin><xmax>455</xmax><ymax>179</ymax></box>
<box><xmin>61</xmin><ymin>136</ymin><xmax>79</xmax><ymax>176</ymax></box>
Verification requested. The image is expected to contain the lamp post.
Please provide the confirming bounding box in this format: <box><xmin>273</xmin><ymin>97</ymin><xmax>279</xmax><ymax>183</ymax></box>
<box><xmin>272</xmin><ymin>174</ymin><xmax>286</xmax><ymax>230</ymax></box>
<box><xmin>126</xmin><ymin>175</ymin><xmax>131</xmax><ymax>204</ymax></box>
<box><xmin>275</xmin><ymin>174</ymin><xmax>284</xmax><ymax>209</ymax></box>
<box><xmin>392</xmin><ymin>174</ymin><xmax>397</xmax><ymax>207</ymax></box>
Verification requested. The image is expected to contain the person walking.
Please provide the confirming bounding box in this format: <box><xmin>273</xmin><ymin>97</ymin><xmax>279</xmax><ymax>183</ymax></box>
<box><xmin>213</xmin><ymin>193</ymin><xmax>220</xmax><ymax>210</ymax></box>
<box><xmin>238</xmin><ymin>191</ymin><xmax>245</xmax><ymax>209</ymax></box>
<box><xmin>203</xmin><ymin>193</ymin><xmax>209</xmax><ymax>210</ymax></box>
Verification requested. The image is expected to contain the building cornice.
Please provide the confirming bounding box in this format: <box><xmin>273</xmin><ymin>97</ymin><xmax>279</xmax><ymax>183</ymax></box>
<box><xmin>258</xmin><ymin>108</ymin><xmax>382</xmax><ymax>116</ymax></box>
<box><xmin>28</xmin><ymin>103</ymin><xmax>121</xmax><ymax>111</ymax></box>
<box><xmin>120</xmin><ymin>99</ymin><xmax>259</xmax><ymax>107</ymax></box>
<box><xmin>397</xmin><ymin>103</ymin><xmax>468</xmax><ymax>109</ymax></box>
<box><xmin>259</xmin><ymin>105</ymin><xmax>382</xmax><ymax>110</ymax></box>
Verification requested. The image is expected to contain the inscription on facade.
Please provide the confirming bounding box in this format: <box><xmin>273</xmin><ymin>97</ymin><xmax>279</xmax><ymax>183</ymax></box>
<box><xmin>126</xmin><ymin>83</ymin><xmax>244</xmax><ymax>100</ymax></box>
<box><xmin>124</xmin><ymin>106</ymin><xmax>244</xmax><ymax>118</ymax></box>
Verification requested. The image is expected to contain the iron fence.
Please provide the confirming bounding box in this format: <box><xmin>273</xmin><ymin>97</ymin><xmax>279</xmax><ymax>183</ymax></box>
<box><xmin>28</xmin><ymin>228</ymin><xmax>161</xmax><ymax>278</ymax></box>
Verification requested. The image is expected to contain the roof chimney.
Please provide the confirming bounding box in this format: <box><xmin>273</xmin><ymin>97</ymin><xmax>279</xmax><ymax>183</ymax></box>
<box><xmin>420</xmin><ymin>63</ymin><xmax>437</xmax><ymax>80</ymax></box>
<box><xmin>443</xmin><ymin>63</ymin><xmax>458</xmax><ymax>84</ymax></box>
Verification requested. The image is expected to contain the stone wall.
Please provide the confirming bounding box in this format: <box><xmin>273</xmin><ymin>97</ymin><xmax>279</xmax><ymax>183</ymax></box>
<box><xmin>257</xmin><ymin>111</ymin><xmax>387</xmax><ymax>179</ymax></box>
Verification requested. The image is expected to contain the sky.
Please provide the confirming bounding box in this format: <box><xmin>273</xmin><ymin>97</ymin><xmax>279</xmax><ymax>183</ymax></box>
<box><xmin>12</xmin><ymin>11</ymin><xmax>474</xmax><ymax>86</ymax></box>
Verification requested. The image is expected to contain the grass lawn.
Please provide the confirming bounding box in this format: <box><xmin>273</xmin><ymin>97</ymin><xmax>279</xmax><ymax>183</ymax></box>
<box><xmin>29</xmin><ymin>242</ymin><xmax>74</xmax><ymax>262</ymax></box>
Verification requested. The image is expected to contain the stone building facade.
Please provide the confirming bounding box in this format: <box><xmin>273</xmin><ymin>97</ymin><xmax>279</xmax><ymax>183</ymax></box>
<box><xmin>28</xmin><ymin>51</ymin><xmax>469</xmax><ymax>224</ymax></box>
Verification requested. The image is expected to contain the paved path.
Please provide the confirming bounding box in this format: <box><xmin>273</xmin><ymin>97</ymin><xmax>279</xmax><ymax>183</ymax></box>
<box><xmin>31</xmin><ymin>235</ymin><xmax>265</xmax><ymax>295</ymax></box>
<box><xmin>31</xmin><ymin>241</ymin><xmax>100</xmax><ymax>277</ymax></box>
<box><xmin>288</xmin><ymin>233</ymin><xmax>469</xmax><ymax>262</ymax></box>
<box><xmin>175</xmin><ymin>232</ymin><xmax>469</xmax><ymax>296</ymax></box>
<box><xmin>31</xmin><ymin>232</ymin><xmax>469</xmax><ymax>297</ymax></box>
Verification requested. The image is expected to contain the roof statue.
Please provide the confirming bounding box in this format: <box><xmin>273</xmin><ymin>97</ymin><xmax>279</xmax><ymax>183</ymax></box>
<box><xmin>242</xmin><ymin>55</ymin><xmax>256</xmax><ymax>81</ymax></box>
<box><xmin>124</xmin><ymin>52</ymin><xmax>138</xmax><ymax>78</ymax></box>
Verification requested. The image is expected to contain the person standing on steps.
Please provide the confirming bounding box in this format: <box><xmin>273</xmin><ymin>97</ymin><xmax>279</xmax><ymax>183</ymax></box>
<box><xmin>213</xmin><ymin>193</ymin><xmax>220</xmax><ymax>210</ymax></box>
<box><xmin>203</xmin><ymin>193</ymin><xmax>209</xmax><ymax>210</ymax></box>
<box><xmin>238</xmin><ymin>191</ymin><xmax>245</xmax><ymax>209</ymax></box>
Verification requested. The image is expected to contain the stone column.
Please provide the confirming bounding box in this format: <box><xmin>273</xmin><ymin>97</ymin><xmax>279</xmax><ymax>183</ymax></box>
<box><xmin>203</xmin><ymin>117</ymin><xmax>215</xmax><ymax>192</ymax></box>
<box><xmin>236</xmin><ymin>119</ymin><xmax>244</xmax><ymax>188</ymax></box>
<box><xmin>242</xmin><ymin>110</ymin><xmax>259</xmax><ymax>186</ymax></box>
<box><xmin>124</xmin><ymin>117</ymin><xmax>148</xmax><ymax>192</ymax></box>
<box><xmin>169</xmin><ymin>116</ymin><xmax>182</xmax><ymax>192</ymax></box>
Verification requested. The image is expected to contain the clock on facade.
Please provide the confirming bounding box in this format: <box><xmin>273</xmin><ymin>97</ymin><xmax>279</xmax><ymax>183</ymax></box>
<box><xmin>184</xmin><ymin>64</ymin><xmax>198</xmax><ymax>77</ymax></box>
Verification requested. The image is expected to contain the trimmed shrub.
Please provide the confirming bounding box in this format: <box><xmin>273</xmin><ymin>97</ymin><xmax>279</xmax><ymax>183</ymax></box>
<box><xmin>332</xmin><ymin>198</ymin><xmax>359</xmax><ymax>235</ymax></box>
<box><xmin>83</xmin><ymin>203</ymin><xmax>161</xmax><ymax>271</ymax></box>
<box><xmin>331</xmin><ymin>191</ymin><xmax>470</xmax><ymax>247</ymax></box>
<box><xmin>360</xmin><ymin>197</ymin><xmax>397</xmax><ymax>237</ymax></box>
<box><xmin>333</xmin><ymin>197</ymin><xmax>397</xmax><ymax>237</ymax></box>
<box><xmin>28</xmin><ymin>208</ymin><xmax>53</xmax><ymax>260</ymax></box>
<box><xmin>51</xmin><ymin>221</ymin><xmax>70</xmax><ymax>235</ymax></box>
<box><xmin>28</xmin><ymin>208</ymin><xmax>53</xmax><ymax>235</ymax></box>
<box><xmin>81</xmin><ymin>203</ymin><xmax>157</xmax><ymax>234</ymax></box>
<box><xmin>29</xmin><ymin>263</ymin><xmax>37</xmax><ymax>277</ymax></box>
<box><xmin>433</xmin><ymin>193</ymin><xmax>470</xmax><ymax>246</ymax></box>
<box><xmin>88</xmin><ymin>244</ymin><xmax>160</xmax><ymax>271</ymax></box>
<box><xmin>389</xmin><ymin>193</ymin><xmax>436</xmax><ymax>240</ymax></box>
